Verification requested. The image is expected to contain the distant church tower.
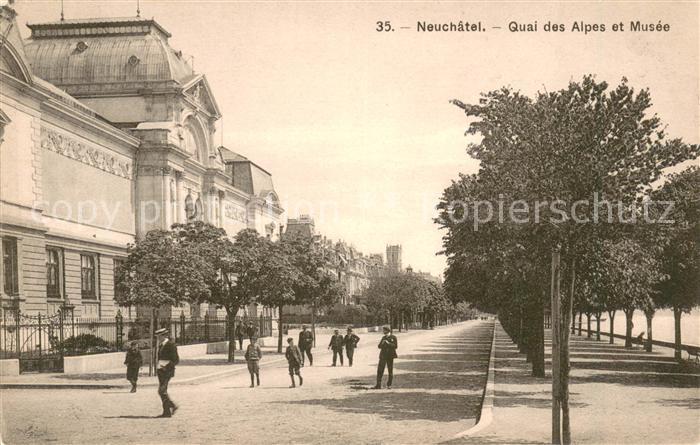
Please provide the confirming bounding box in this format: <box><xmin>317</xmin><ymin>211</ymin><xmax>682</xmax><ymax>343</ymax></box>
<box><xmin>386</xmin><ymin>245</ymin><xmax>402</xmax><ymax>273</ymax></box>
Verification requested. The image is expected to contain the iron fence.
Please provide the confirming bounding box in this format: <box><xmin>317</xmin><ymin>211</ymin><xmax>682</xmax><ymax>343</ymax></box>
<box><xmin>282</xmin><ymin>313</ymin><xmax>381</xmax><ymax>329</ymax></box>
<box><xmin>0</xmin><ymin>310</ymin><xmax>273</xmax><ymax>361</ymax></box>
<box><xmin>281</xmin><ymin>311</ymin><xmax>465</xmax><ymax>331</ymax></box>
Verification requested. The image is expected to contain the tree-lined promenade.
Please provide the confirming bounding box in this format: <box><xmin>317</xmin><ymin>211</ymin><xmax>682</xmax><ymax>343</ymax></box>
<box><xmin>115</xmin><ymin>223</ymin><xmax>470</xmax><ymax>362</ymax></box>
<box><xmin>438</xmin><ymin>76</ymin><xmax>699</xmax><ymax>443</ymax></box>
<box><xmin>1</xmin><ymin>322</ymin><xmax>494</xmax><ymax>444</ymax></box>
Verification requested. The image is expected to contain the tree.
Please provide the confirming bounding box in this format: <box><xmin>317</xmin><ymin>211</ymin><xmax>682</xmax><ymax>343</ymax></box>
<box><xmin>423</xmin><ymin>282</ymin><xmax>451</xmax><ymax>328</ymax></box>
<box><xmin>176</xmin><ymin>226</ymin><xmax>272</xmax><ymax>362</ymax></box>
<box><xmin>255</xmin><ymin>238</ymin><xmax>301</xmax><ymax>353</ymax></box>
<box><xmin>364</xmin><ymin>273</ymin><xmax>434</xmax><ymax>331</ymax></box>
<box><xmin>116</xmin><ymin>229</ymin><xmax>212</xmax><ymax>309</ymax></box>
<box><xmin>115</xmin><ymin>229</ymin><xmax>211</xmax><ymax>374</ymax></box>
<box><xmin>575</xmin><ymin>243</ymin><xmax>612</xmax><ymax>342</ymax></box>
<box><xmin>600</xmin><ymin>239</ymin><xmax>664</xmax><ymax>348</ymax></box>
<box><xmin>277</xmin><ymin>232</ymin><xmax>345</xmax><ymax>352</ymax></box>
<box><xmin>653</xmin><ymin>167</ymin><xmax>700</xmax><ymax>359</ymax></box>
<box><xmin>171</xmin><ymin>222</ymin><xmax>240</xmax><ymax>361</ymax></box>
<box><xmin>442</xmin><ymin>76</ymin><xmax>698</xmax><ymax>444</ymax></box>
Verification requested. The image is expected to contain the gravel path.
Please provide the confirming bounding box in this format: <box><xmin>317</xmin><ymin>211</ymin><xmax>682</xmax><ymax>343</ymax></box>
<box><xmin>1</xmin><ymin>320</ymin><xmax>494</xmax><ymax>444</ymax></box>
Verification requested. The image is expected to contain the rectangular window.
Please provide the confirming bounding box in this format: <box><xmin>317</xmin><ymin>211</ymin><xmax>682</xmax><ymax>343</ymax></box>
<box><xmin>46</xmin><ymin>248</ymin><xmax>62</xmax><ymax>298</ymax></box>
<box><xmin>2</xmin><ymin>238</ymin><xmax>19</xmax><ymax>295</ymax></box>
<box><xmin>81</xmin><ymin>254</ymin><xmax>96</xmax><ymax>299</ymax></box>
<box><xmin>113</xmin><ymin>258</ymin><xmax>124</xmax><ymax>302</ymax></box>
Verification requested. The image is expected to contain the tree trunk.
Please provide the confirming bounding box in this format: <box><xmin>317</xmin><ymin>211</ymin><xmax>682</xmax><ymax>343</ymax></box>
<box><xmin>227</xmin><ymin>307</ymin><xmax>237</xmax><ymax>363</ymax></box>
<box><xmin>531</xmin><ymin>297</ymin><xmax>545</xmax><ymax>377</ymax></box>
<box><xmin>586</xmin><ymin>313</ymin><xmax>592</xmax><ymax>338</ymax></box>
<box><xmin>577</xmin><ymin>312</ymin><xmax>582</xmax><ymax>336</ymax></box>
<box><xmin>673</xmin><ymin>306</ymin><xmax>682</xmax><ymax>360</ymax></box>
<box><xmin>149</xmin><ymin>308</ymin><xmax>156</xmax><ymax>377</ymax></box>
<box><xmin>595</xmin><ymin>313</ymin><xmax>601</xmax><ymax>341</ymax></box>
<box><xmin>550</xmin><ymin>248</ymin><xmax>562</xmax><ymax>445</ymax></box>
<box><xmin>525</xmin><ymin>313</ymin><xmax>532</xmax><ymax>362</ymax></box>
<box><xmin>519</xmin><ymin>308</ymin><xmax>528</xmax><ymax>355</ymax></box>
<box><xmin>311</xmin><ymin>301</ymin><xmax>317</xmax><ymax>348</ymax></box>
<box><xmin>608</xmin><ymin>311</ymin><xmax>616</xmax><ymax>344</ymax></box>
<box><xmin>624</xmin><ymin>309</ymin><xmax>633</xmax><ymax>348</ymax></box>
<box><xmin>645</xmin><ymin>312</ymin><xmax>653</xmax><ymax>352</ymax></box>
<box><xmin>277</xmin><ymin>304</ymin><xmax>284</xmax><ymax>353</ymax></box>
<box><xmin>560</xmin><ymin>258</ymin><xmax>575</xmax><ymax>445</ymax></box>
<box><xmin>571</xmin><ymin>313</ymin><xmax>576</xmax><ymax>334</ymax></box>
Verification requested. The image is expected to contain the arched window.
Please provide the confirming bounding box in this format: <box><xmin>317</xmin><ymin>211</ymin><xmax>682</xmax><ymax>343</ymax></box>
<box><xmin>182</xmin><ymin>117</ymin><xmax>208</xmax><ymax>163</ymax></box>
<box><xmin>182</xmin><ymin>126</ymin><xmax>200</xmax><ymax>162</ymax></box>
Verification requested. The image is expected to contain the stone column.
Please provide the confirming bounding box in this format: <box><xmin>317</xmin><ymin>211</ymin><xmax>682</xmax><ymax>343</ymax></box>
<box><xmin>162</xmin><ymin>166</ymin><xmax>172</xmax><ymax>229</ymax></box>
<box><xmin>218</xmin><ymin>190</ymin><xmax>225</xmax><ymax>228</ymax></box>
<box><xmin>169</xmin><ymin>176</ymin><xmax>177</xmax><ymax>227</ymax></box>
<box><xmin>175</xmin><ymin>171</ymin><xmax>185</xmax><ymax>223</ymax></box>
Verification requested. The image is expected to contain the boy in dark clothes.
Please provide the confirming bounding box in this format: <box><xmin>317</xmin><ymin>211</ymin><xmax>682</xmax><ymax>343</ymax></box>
<box><xmin>244</xmin><ymin>336</ymin><xmax>262</xmax><ymax>387</ymax></box>
<box><xmin>285</xmin><ymin>337</ymin><xmax>304</xmax><ymax>388</ymax></box>
<box><xmin>124</xmin><ymin>341</ymin><xmax>142</xmax><ymax>393</ymax></box>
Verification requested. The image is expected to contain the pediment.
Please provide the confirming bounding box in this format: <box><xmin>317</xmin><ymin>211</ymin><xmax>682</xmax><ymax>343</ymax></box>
<box><xmin>0</xmin><ymin>9</ymin><xmax>33</xmax><ymax>84</ymax></box>
<box><xmin>0</xmin><ymin>108</ymin><xmax>10</xmax><ymax>125</ymax></box>
<box><xmin>182</xmin><ymin>75</ymin><xmax>220</xmax><ymax>118</ymax></box>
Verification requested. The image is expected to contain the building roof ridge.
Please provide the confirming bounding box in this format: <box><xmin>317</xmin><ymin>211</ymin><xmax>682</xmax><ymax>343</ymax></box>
<box><xmin>27</xmin><ymin>16</ymin><xmax>172</xmax><ymax>38</ymax></box>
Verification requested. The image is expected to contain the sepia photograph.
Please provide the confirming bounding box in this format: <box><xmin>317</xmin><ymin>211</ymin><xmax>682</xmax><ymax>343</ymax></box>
<box><xmin>0</xmin><ymin>0</ymin><xmax>698</xmax><ymax>443</ymax></box>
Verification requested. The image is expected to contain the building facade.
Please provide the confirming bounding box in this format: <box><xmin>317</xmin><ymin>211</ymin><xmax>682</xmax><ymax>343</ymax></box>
<box><xmin>281</xmin><ymin>215</ymin><xmax>387</xmax><ymax>315</ymax></box>
<box><xmin>0</xmin><ymin>5</ymin><xmax>283</xmax><ymax>319</ymax></box>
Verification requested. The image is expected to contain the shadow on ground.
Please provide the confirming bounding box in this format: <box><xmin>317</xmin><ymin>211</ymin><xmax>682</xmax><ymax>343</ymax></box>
<box><xmin>281</xmin><ymin>391</ymin><xmax>482</xmax><ymax>422</ymax></box>
<box><xmin>489</xmin><ymin>329</ymin><xmax>700</xmax><ymax>412</ymax></box>
<box><xmin>276</xmin><ymin>324</ymin><xmax>494</xmax><ymax>423</ymax></box>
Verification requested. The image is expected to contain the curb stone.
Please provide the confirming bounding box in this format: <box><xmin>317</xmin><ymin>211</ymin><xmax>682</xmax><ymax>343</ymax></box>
<box><xmin>453</xmin><ymin>320</ymin><xmax>497</xmax><ymax>439</ymax></box>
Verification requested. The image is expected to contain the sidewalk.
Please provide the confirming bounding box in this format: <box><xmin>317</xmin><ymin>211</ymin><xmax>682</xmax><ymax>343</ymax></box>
<box><xmin>0</xmin><ymin>324</ymin><xmax>452</xmax><ymax>390</ymax></box>
<box><xmin>454</xmin><ymin>323</ymin><xmax>700</xmax><ymax>444</ymax></box>
<box><xmin>0</xmin><ymin>344</ymin><xmax>285</xmax><ymax>389</ymax></box>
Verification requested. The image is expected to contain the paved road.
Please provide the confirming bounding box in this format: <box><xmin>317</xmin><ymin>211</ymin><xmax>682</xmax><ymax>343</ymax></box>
<box><xmin>1</xmin><ymin>320</ymin><xmax>494</xmax><ymax>444</ymax></box>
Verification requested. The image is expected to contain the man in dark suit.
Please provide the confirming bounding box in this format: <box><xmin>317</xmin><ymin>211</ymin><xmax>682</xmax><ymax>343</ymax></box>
<box><xmin>298</xmin><ymin>325</ymin><xmax>314</xmax><ymax>366</ymax></box>
<box><xmin>246</xmin><ymin>321</ymin><xmax>259</xmax><ymax>342</ymax></box>
<box><xmin>235</xmin><ymin>322</ymin><xmax>245</xmax><ymax>350</ymax></box>
<box><xmin>373</xmin><ymin>326</ymin><xmax>397</xmax><ymax>389</ymax></box>
<box><xmin>327</xmin><ymin>329</ymin><xmax>344</xmax><ymax>366</ymax></box>
<box><xmin>343</xmin><ymin>327</ymin><xmax>360</xmax><ymax>367</ymax></box>
<box><xmin>155</xmin><ymin>328</ymin><xmax>179</xmax><ymax>417</ymax></box>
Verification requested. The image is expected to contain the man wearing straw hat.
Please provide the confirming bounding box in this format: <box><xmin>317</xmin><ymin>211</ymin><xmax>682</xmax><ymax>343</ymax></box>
<box><xmin>155</xmin><ymin>327</ymin><xmax>179</xmax><ymax>417</ymax></box>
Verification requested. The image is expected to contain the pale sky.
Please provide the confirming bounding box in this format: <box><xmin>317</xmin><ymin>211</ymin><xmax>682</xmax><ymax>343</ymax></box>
<box><xmin>15</xmin><ymin>1</ymin><xmax>700</xmax><ymax>276</ymax></box>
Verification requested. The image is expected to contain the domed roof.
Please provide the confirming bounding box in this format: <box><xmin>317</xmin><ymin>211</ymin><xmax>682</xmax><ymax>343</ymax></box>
<box><xmin>23</xmin><ymin>17</ymin><xmax>195</xmax><ymax>94</ymax></box>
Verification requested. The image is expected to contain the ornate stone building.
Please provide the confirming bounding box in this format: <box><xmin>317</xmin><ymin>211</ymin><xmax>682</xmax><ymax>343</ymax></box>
<box><xmin>0</xmin><ymin>5</ymin><xmax>283</xmax><ymax>318</ymax></box>
<box><xmin>282</xmin><ymin>215</ymin><xmax>387</xmax><ymax>314</ymax></box>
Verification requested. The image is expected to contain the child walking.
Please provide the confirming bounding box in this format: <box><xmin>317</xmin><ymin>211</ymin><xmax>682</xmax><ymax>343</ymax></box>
<box><xmin>244</xmin><ymin>336</ymin><xmax>262</xmax><ymax>388</ymax></box>
<box><xmin>124</xmin><ymin>341</ymin><xmax>143</xmax><ymax>393</ymax></box>
<box><xmin>285</xmin><ymin>337</ymin><xmax>303</xmax><ymax>388</ymax></box>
